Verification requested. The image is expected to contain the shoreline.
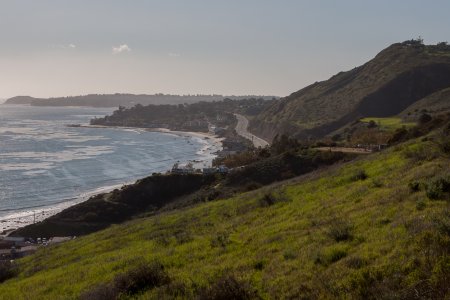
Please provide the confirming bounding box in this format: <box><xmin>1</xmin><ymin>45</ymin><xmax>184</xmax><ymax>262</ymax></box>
<box><xmin>0</xmin><ymin>125</ymin><xmax>224</xmax><ymax>236</ymax></box>
<box><xmin>0</xmin><ymin>183</ymin><xmax>127</xmax><ymax>236</ymax></box>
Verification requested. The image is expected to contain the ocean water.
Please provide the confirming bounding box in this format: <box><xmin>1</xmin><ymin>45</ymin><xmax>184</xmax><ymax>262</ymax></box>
<box><xmin>0</xmin><ymin>105</ymin><xmax>218</xmax><ymax>224</ymax></box>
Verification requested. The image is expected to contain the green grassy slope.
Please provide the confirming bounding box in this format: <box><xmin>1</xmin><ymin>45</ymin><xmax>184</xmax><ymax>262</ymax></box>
<box><xmin>1</xmin><ymin>134</ymin><xmax>449</xmax><ymax>299</ymax></box>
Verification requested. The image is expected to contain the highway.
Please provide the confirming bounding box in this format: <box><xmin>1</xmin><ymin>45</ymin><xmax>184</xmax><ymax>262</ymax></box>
<box><xmin>234</xmin><ymin>113</ymin><xmax>269</xmax><ymax>148</ymax></box>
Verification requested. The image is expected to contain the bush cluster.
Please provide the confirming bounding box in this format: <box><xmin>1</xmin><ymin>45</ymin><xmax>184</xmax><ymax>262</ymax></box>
<box><xmin>328</xmin><ymin>219</ymin><xmax>354</xmax><ymax>242</ymax></box>
<box><xmin>258</xmin><ymin>191</ymin><xmax>289</xmax><ymax>207</ymax></box>
<box><xmin>351</xmin><ymin>169</ymin><xmax>368</xmax><ymax>181</ymax></box>
<box><xmin>198</xmin><ymin>273</ymin><xmax>260</xmax><ymax>300</ymax></box>
<box><xmin>80</xmin><ymin>260</ymin><xmax>170</xmax><ymax>300</ymax></box>
<box><xmin>408</xmin><ymin>181</ymin><xmax>420</xmax><ymax>192</ymax></box>
<box><xmin>426</xmin><ymin>176</ymin><xmax>450</xmax><ymax>200</ymax></box>
<box><xmin>315</xmin><ymin>247</ymin><xmax>348</xmax><ymax>266</ymax></box>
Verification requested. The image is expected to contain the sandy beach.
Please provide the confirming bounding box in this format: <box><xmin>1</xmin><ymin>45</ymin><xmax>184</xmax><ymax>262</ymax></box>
<box><xmin>0</xmin><ymin>126</ymin><xmax>223</xmax><ymax>236</ymax></box>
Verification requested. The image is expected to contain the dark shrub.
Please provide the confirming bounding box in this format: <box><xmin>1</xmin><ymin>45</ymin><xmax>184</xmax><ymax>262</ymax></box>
<box><xmin>198</xmin><ymin>273</ymin><xmax>260</xmax><ymax>300</ymax></box>
<box><xmin>418</xmin><ymin>113</ymin><xmax>432</xmax><ymax>124</ymax></box>
<box><xmin>114</xmin><ymin>261</ymin><xmax>170</xmax><ymax>295</ymax></box>
<box><xmin>408</xmin><ymin>181</ymin><xmax>420</xmax><ymax>192</ymax></box>
<box><xmin>0</xmin><ymin>261</ymin><xmax>17</xmax><ymax>283</ymax></box>
<box><xmin>367</xmin><ymin>120</ymin><xmax>377</xmax><ymax>128</ymax></box>
<box><xmin>80</xmin><ymin>283</ymin><xmax>117</xmax><ymax>300</ymax></box>
<box><xmin>439</xmin><ymin>139</ymin><xmax>450</xmax><ymax>154</ymax></box>
<box><xmin>259</xmin><ymin>193</ymin><xmax>277</xmax><ymax>207</ymax></box>
<box><xmin>426</xmin><ymin>177</ymin><xmax>450</xmax><ymax>200</ymax></box>
<box><xmin>157</xmin><ymin>280</ymin><xmax>190</xmax><ymax>298</ymax></box>
<box><xmin>253</xmin><ymin>260</ymin><xmax>265</xmax><ymax>270</ymax></box>
<box><xmin>329</xmin><ymin>249</ymin><xmax>348</xmax><ymax>263</ymax></box>
<box><xmin>351</xmin><ymin>169</ymin><xmax>367</xmax><ymax>181</ymax></box>
<box><xmin>258</xmin><ymin>191</ymin><xmax>289</xmax><ymax>207</ymax></box>
<box><xmin>328</xmin><ymin>219</ymin><xmax>353</xmax><ymax>242</ymax></box>
<box><xmin>416</xmin><ymin>200</ymin><xmax>426</xmax><ymax>210</ymax></box>
<box><xmin>315</xmin><ymin>247</ymin><xmax>348</xmax><ymax>266</ymax></box>
<box><xmin>388</xmin><ymin>128</ymin><xmax>408</xmax><ymax>144</ymax></box>
<box><xmin>80</xmin><ymin>260</ymin><xmax>170</xmax><ymax>300</ymax></box>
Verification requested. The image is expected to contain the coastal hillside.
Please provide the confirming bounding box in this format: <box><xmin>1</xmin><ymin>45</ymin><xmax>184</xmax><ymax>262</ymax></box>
<box><xmin>12</xmin><ymin>145</ymin><xmax>348</xmax><ymax>238</ymax></box>
<box><xmin>0</xmin><ymin>121</ymin><xmax>448</xmax><ymax>299</ymax></box>
<box><xmin>250</xmin><ymin>40</ymin><xmax>450</xmax><ymax>141</ymax></box>
<box><xmin>4</xmin><ymin>94</ymin><xmax>277</xmax><ymax>108</ymax></box>
<box><xmin>90</xmin><ymin>98</ymin><xmax>274</xmax><ymax>132</ymax></box>
<box><xmin>400</xmin><ymin>86</ymin><xmax>450</xmax><ymax>119</ymax></box>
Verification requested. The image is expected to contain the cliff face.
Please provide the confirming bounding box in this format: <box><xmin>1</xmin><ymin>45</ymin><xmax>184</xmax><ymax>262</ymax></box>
<box><xmin>250</xmin><ymin>41</ymin><xmax>450</xmax><ymax>141</ymax></box>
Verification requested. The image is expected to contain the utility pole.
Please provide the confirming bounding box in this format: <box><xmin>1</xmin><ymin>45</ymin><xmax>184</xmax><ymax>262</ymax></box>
<box><xmin>33</xmin><ymin>211</ymin><xmax>36</xmax><ymax>224</ymax></box>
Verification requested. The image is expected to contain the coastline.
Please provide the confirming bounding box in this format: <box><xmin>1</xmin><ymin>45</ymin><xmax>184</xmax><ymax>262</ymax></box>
<box><xmin>0</xmin><ymin>183</ymin><xmax>126</xmax><ymax>236</ymax></box>
<box><xmin>0</xmin><ymin>125</ymin><xmax>223</xmax><ymax>236</ymax></box>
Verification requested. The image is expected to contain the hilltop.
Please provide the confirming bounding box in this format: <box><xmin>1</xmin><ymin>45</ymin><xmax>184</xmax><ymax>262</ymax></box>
<box><xmin>250</xmin><ymin>40</ymin><xmax>450</xmax><ymax>141</ymax></box>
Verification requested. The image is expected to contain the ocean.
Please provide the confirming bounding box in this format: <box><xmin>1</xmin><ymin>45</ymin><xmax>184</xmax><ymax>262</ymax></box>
<box><xmin>0</xmin><ymin>105</ymin><xmax>220</xmax><ymax>232</ymax></box>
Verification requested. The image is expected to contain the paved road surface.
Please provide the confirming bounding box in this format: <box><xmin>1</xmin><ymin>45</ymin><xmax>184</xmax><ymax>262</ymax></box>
<box><xmin>234</xmin><ymin>114</ymin><xmax>269</xmax><ymax>148</ymax></box>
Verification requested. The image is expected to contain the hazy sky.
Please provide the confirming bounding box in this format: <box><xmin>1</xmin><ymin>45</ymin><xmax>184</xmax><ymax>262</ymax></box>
<box><xmin>1</xmin><ymin>0</ymin><xmax>450</xmax><ymax>98</ymax></box>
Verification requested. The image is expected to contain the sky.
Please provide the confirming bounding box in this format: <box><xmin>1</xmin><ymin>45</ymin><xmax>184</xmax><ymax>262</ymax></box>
<box><xmin>1</xmin><ymin>0</ymin><xmax>450</xmax><ymax>99</ymax></box>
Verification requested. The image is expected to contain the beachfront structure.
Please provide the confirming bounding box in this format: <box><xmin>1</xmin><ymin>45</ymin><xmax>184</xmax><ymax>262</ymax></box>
<box><xmin>202</xmin><ymin>167</ymin><xmax>217</xmax><ymax>175</ymax></box>
<box><xmin>202</xmin><ymin>165</ymin><xmax>229</xmax><ymax>175</ymax></box>
<box><xmin>171</xmin><ymin>162</ymin><xmax>195</xmax><ymax>174</ymax></box>
<box><xmin>218</xmin><ymin>165</ymin><xmax>229</xmax><ymax>174</ymax></box>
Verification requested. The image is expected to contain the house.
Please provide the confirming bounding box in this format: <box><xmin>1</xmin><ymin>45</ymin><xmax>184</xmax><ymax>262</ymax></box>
<box><xmin>218</xmin><ymin>165</ymin><xmax>229</xmax><ymax>174</ymax></box>
<box><xmin>202</xmin><ymin>167</ymin><xmax>217</xmax><ymax>175</ymax></box>
<box><xmin>171</xmin><ymin>162</ymin><xmax>195</xmax><ymax>174</ymax></box>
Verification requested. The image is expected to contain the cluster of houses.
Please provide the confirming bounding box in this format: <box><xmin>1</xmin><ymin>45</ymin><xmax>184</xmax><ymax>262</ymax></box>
<box><xmin>171</xmin><ymin>162</ymin><xmax>229</xmax><ymax>175</ymax></box>
<box><xmin>217</xmin><ymin>138</ymin><xmax>248</xmax><ymax>158</ymax></box>
<box><xmin>0</xmin><ymin>235</ymin><xmax>74</xmax><ymax>261</ymax></box>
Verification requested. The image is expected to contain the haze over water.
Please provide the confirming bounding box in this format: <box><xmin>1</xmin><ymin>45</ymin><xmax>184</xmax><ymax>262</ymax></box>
<box><xmin>0</xmin><ymin>105</ymin><xmax>216</xmax><ymax>222</ymax></box>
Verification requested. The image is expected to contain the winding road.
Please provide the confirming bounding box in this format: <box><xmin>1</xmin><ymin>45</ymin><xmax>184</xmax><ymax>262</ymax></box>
<box><xmin>234</xmin><ymin>113</ymin><xmax>269</xmax><ymax>148</ymax></box>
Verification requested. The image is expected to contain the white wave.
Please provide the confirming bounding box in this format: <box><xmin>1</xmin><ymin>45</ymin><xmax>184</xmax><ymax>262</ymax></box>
<box><xmin>0</xmin><ymin>146</ymin><xmax>115</xmax><ymax>173</ymax></box>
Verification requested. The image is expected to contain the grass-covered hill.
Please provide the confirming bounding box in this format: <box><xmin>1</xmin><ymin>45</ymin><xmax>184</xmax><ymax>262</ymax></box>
<box><xmin>250</xmin><ymin>40</ymin><xmax>450</xmax><ymax>141</ymax></box>
<box><xmin>11</xmin><ymin>174</ymin><xmax>216</xmax><ymax>238</ymax></box>
<box><xmin>12</xmin><ymin>146</ymin><xmax>347</xmax><ymax>239</ymax></box>
<box><xmin>1</xmin><ymin>123</ymin><xmax>449</xmax><ymax>299</ymax></box>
